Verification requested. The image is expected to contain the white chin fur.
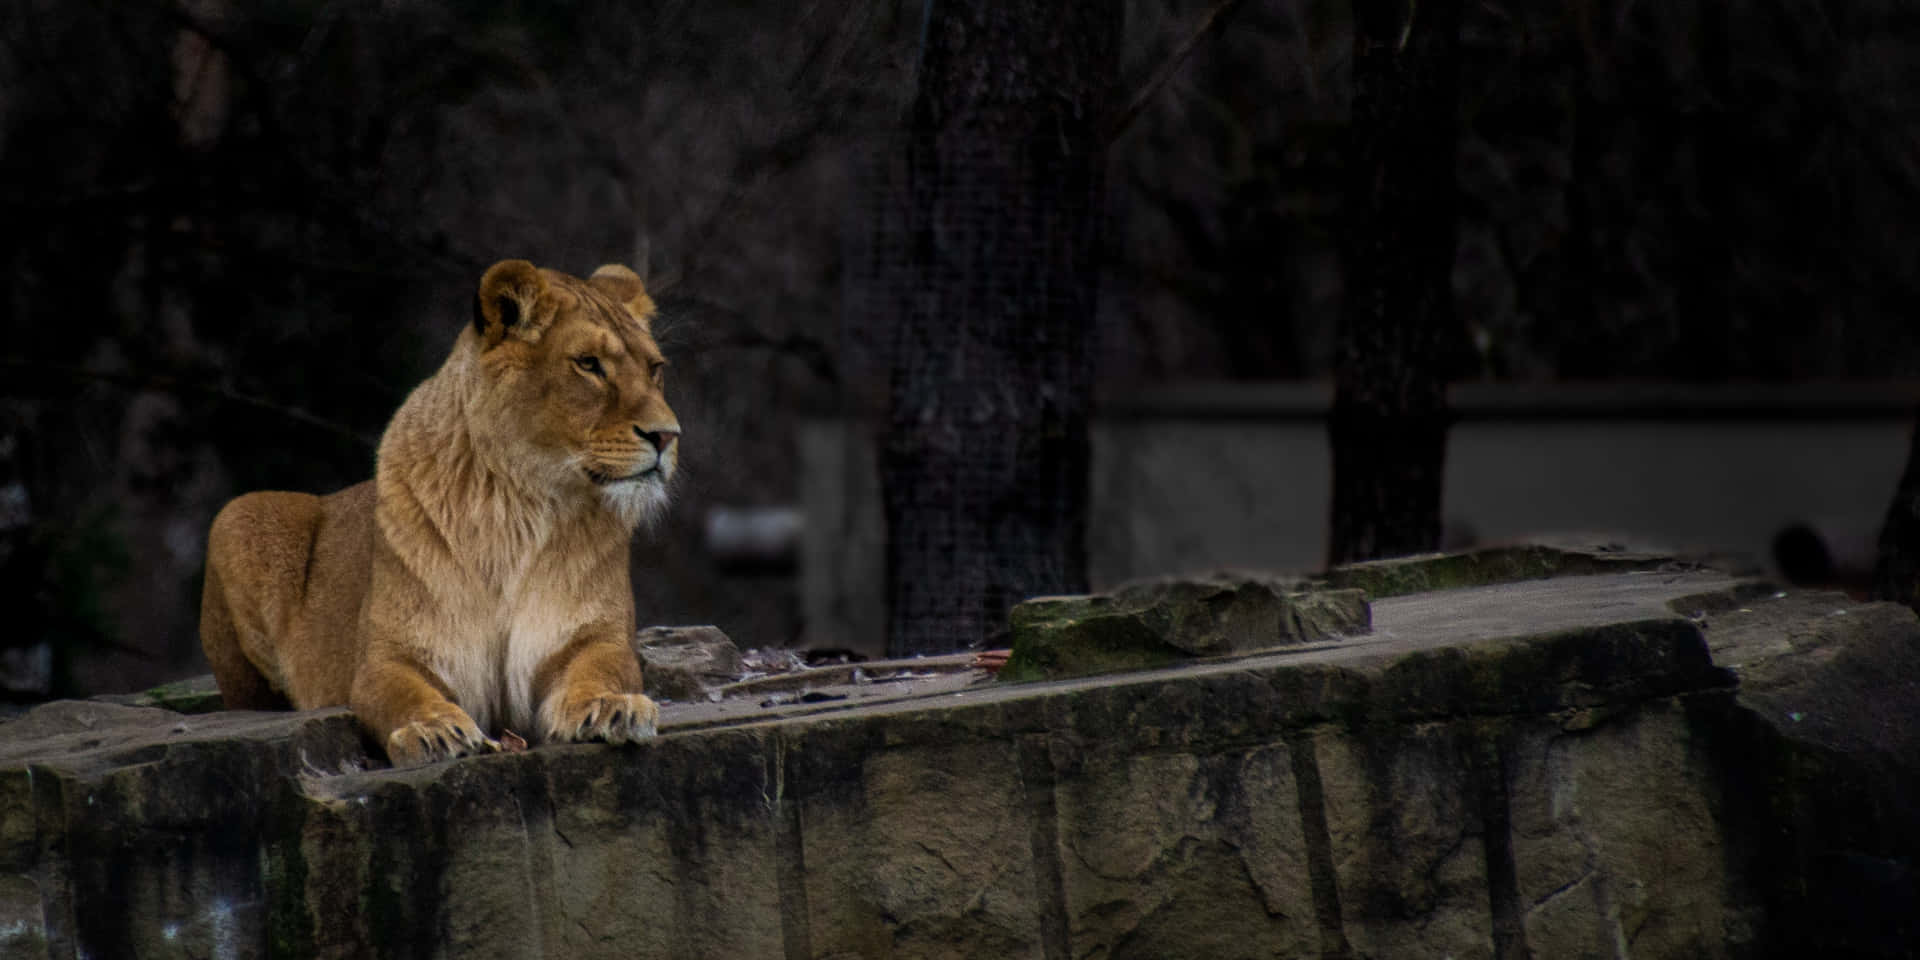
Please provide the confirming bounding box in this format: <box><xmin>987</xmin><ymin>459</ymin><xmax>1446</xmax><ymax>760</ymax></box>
<box><xmin>601</xmin><ymin>474</ymin><xmax>671</xmax><ymax>529</ymax></box>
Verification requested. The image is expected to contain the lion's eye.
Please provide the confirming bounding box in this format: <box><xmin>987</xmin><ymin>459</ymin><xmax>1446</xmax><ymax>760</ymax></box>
<box><xmin>650</xmin><ymin>362</ymin><xmax>666</xmax><ymax>387</ymax></box>
<box><xmin>573</xmin><ymin>356</ymin><xmax>604</xmax><ymax>377</ymax></box>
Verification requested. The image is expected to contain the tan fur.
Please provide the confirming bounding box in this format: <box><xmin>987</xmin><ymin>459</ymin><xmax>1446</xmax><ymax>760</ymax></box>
<box><xmin>200</xmin><ymin>260</ymin><xmax>680</xmax><ymax>767</ymax></box>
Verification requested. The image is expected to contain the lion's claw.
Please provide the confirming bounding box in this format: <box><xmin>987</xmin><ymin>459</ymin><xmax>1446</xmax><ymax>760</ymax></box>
<box><xmin>387</xmin><ymin>708</ymin><xmax>500</xmax><ymax>767</ymax></box>
<box><xmin>548</xmin><ymin>692</ymin><xmax>659</xmax><ymax>746</ymax></box>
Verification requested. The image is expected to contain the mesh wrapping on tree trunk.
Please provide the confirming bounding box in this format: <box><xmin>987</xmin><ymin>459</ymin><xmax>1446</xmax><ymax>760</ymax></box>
<box><xmin>1328</xmin><ymin>0</ymin><xmax>1465</xmax><ymax>566</ymax></box>
<box><xmin>859</xmin><ymin>3</ymin><xmax>1116</xmax><ymax>655</ymax></box>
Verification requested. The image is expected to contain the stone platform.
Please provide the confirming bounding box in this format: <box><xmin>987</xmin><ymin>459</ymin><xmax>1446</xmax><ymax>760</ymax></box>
<box><xmin>3</xmin><ymin>561</ymin><xmax>1917</xmax><ymax>959</ymax></box>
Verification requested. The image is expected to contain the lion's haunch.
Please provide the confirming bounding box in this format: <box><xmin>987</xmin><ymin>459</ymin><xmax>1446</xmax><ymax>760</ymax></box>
<box><xmin>200</xmin><ymin>260</ymin><xmax>682</xmax><ymax>767</ymax></box>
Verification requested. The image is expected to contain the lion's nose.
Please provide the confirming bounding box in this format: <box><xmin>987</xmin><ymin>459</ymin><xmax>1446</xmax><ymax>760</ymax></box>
<box><xmin>636</xmin><ymin>426</ymin><xmax>680</xmax><ymax>452</ymax></box>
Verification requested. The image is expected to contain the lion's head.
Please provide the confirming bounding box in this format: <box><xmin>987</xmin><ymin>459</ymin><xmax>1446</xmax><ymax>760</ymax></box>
<box><xmin>464</xmin><ymin>259</ymin><xmax>680</xmax><ymax>527</ymax></box>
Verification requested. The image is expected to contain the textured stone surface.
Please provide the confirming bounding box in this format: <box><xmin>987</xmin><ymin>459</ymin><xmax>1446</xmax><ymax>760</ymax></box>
<box><xmin>1053</xmin><ymin>744</ymin><xmax>1318</xmax><ymax>959</ymax></box>
<box><xmin>0</xmin><ymin>702</ymin><xmax>364</xmax><ymax>959</ymax></box>
<box><xmin>3</xmin><ymin>564</ymin><xmax>1918</xmax><ymax>959</ymax></box>
<box><xmin>1504</xmin><ymin>703</ymin><xmax>1741</xmax><ymax>958</ymax></box>
<box><xmin>633</xmin><ymin>625</ymin><xmax>743</xmax><ymax>702</ymax></box>
<box><xmin>1001</xmin><ymin>573</ymin><xmax>1370</xmax><ymax>681</ymax></box>
<box><xmin>791</xmin><ymin>728</ymin><xmax>1046</xmax><ymax>959</ymax></box>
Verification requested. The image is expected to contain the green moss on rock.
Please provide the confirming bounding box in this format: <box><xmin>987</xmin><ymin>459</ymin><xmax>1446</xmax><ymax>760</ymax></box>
<box><xmin>1318</xmin><ymin>543</ymin><xmax>1680</xmax><ymax>600</ymax></box>
<box><xmin>138</xmin><ymin>677</ymin><xmax>227</xmax><ymax>714</ymax></box>
<box><xmin>90</xmin><ymin>675</ymin><xmax>227</xmax><ymax>714</ymax></box>
<box><xmin>1001</xmin><ymin>574</ymin><xmax>1369</xmax><ymax>682</ymax></box>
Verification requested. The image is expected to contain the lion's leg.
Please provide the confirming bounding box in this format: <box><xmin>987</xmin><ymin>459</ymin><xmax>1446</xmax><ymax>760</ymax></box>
<box><xmin>532</xmin><ymin>626</ymin><xmax>659</xmax><ymax>745</ymax></box>
<box><xmin>199</xmin><ymin>492</ymin><xmax>316</xmax><ymax>710</ymax></box>
<box><xmin>351</xmin><ymin>653</ymin><xmax>499</xmax><ymax>767</ymax></box>
<box><xmin>198</xmin><ymin>561</ymin><xmax>290</xmax><ymax>710</ymax></box>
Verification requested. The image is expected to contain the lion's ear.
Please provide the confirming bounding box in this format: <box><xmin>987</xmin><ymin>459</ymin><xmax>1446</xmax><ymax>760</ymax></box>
<box><xmin>588</xmin><ymin>264</ymin><xmax>657</xmax><ymax>332</ymax></box>
<box><xmin>474</xmin><ymin>260</ymin><xmax>549</xmax><ymax>348</ymax></box>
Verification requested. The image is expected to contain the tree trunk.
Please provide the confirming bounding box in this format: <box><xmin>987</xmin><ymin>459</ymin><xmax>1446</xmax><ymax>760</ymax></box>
<box><xmin>879</xmin><ymin>3</ymin><xmax>1118</xmax><ymax>655</ymax></box>
<box><xmin>1872</xmin><ymin>416</ymin><xmax>1920</xmax><ymax>611</ymax></box>
<box><xmin>1669</xmin><ymin>1</ymin><xmax>1736</xmax><ymax>379</ymax></box>
<box><xmin>1327</xmin><ymin>0</ymin><xmax>1465</xmax><ymax>567</ymax></box>
<box><xmin>1558</xmin><ymin>0</ymin><xmax>1609</xmax><ymax>377</ymax></box>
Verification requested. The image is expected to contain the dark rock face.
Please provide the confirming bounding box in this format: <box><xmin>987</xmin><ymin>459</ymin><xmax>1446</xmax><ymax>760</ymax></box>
<box><xmin>1694</xmin><ymin>590</ymin><xmax>1920</xmax><ymax>956</ymax></box>
<box><xmin>0</xmin><ymin>703</ymin><xmax>365</xmax><ymax>958</ymax></box>
<box><xmin>1002</xmin><ymin>574</ymin><xmax>1370</xmax><ymax>681</ymax></box>
<box><xmin>2</xmin><ymin>565</ymin><xmax>1918</xmax><ymax>959</ymax></box>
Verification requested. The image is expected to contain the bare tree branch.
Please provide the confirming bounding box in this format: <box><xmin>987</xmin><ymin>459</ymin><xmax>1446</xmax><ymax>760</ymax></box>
<box><xmin>1105</xmin><ymin>0</ymin><xmax>1255</xmax><ymax>144</ymax></box>
<box><xmin>0</xmin><ymin>359</ymin><xmax>376</xmax><ymax>448</ymax></box>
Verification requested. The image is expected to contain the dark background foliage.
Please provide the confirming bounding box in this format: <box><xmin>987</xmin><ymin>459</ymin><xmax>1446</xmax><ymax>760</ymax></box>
<box><xmin>3</xmin><ymin>0</ymin><xmax>1917</xmax><ymax>694</ymax></box>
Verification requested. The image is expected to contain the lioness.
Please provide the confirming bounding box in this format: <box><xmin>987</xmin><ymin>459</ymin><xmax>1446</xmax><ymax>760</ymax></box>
<box><xmin>199</xmin><ymin>259</ymin><xmax>678</xmax><ymax>767</ymax></box>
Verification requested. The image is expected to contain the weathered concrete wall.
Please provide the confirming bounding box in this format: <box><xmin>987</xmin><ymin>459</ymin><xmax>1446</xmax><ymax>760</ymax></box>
<box><xmin>803</xmin><ymin>386</ymin><xmax>1916</xmax><ymax>655</ymax></box>
<box><xmin>4</xmin><ymin>570</ymin><xmax>1917</xmax><ymax>959</ymax></box>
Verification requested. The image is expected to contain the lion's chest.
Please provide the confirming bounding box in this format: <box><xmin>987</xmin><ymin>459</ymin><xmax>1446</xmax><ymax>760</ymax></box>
<box><xmin>432</xmin><ymin>581</ymin><xmax>579</xmax><ymax>736</ymax></box>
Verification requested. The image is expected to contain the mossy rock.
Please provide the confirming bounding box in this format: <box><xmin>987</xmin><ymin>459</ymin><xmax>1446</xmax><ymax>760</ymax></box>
<box><xmin>96</xmin><ymin>675</ymin><xmax>227</xmax><ymax>714</ymax></box>
<box><xmin>1317</xmin><ymin>543</ymin><xmax>1681</xmax><ymax>600</ymax></box>
<box><xmin>1000</xmin><ymin>574</ymin><xmax>1369</xmax><ymax>682</ymax></box>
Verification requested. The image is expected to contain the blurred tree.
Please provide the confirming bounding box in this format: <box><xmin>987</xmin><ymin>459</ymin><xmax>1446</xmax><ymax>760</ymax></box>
<box><xmin>878</xmin><ymin>1</ymin><xmax>1119</xmax><ymax>655</ymax></box>
<box><xmin>1326</xmin><ymin>0</ymin><xmax>1464</xmax><ymax>566</ymax></box>
<box><xmin>1552</xmin><ymin>0</ymin><xmax>1616</xmax><ymax>377</ymax></box>
<box><xmin>1457</xmin><ymin>0</ymin><xmax>1920</xmax><ymax>382</ymax></box>
<box><xmin>1873</xmin><ymin>418</ymin><xmax>1920</xmax><ymax>611</ymax></box>
<box><xmin>1105</xmin><ymin>0</ymin><xmax>1348</xmax><ymax>383</ymax></box>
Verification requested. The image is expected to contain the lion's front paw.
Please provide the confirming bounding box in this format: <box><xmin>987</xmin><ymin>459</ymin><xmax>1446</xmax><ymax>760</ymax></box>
<box><xmin>385</xmin><ymin>706</ymin><xmax>501</xmax><ymax>768</ymax></box>
<box><xmin>546</xmin><ymin>692</ymin><xmax>659</xmax><ymax>746</ymax></box>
